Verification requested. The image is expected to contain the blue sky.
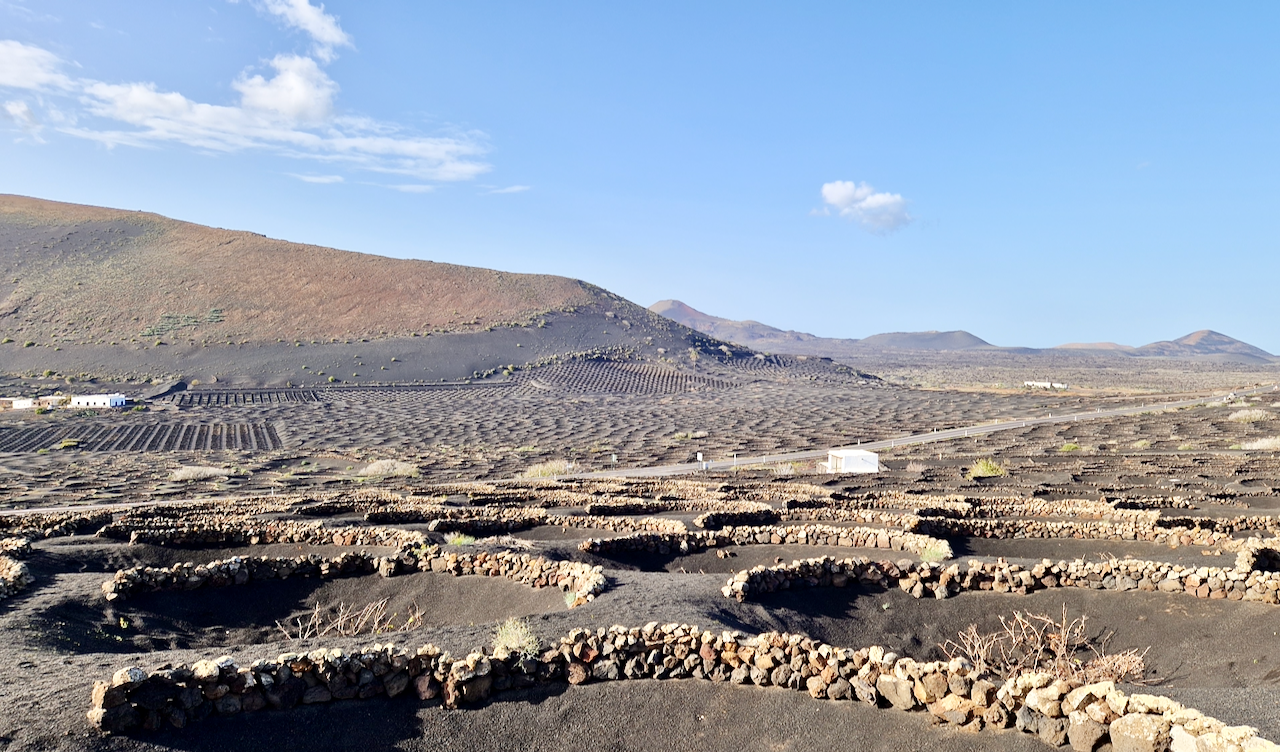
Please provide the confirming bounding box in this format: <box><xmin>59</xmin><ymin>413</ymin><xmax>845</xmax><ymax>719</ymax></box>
<box><xmin>2</xmin><ymin>2</ymin><xmax>1278</xmax><ymax>351</ymax></box>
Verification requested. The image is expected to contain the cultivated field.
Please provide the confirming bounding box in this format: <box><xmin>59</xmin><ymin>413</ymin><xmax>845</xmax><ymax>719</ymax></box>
<box><xmin>0</xmin><ymin>367</ymin><xmax>1277</xmax><ymax>751</ymax></box>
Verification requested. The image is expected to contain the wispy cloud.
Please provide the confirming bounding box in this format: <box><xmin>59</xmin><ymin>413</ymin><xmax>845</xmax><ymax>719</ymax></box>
<box><xmin>388</xmin><ymin>184</ymin><xmax>435</xmax><ymax>193</ymax></box>
<box><xmin>252</xmin><ymin>0</ymin><xmax>353</xmax><ymax>63</ymax></box>
<box><xmin>0</xmin><ymin>2</ymin><xmax>490</xmax><ymax>183</ymax></box>
<box><xmin>487</xmin><ymin>185</ymin><xmax>530</xmax><ymax>194</ymax></box>
<box><xmin>2</xmin><ymin>99</ymin><xmax>42</xmax><ymax>139</ymax></box>
<box><xmin>288</xmin><ymin>173</ymin><xmax>343</xmax><ymax>183</ymax></box>
<box><xmin>0</xmin><ymin>40</ymin><xmax>74</xmax><ymax>90</ymax></box>
<box><xmin>817</xmin><ymin>180</ymin><xmax>912</xmax><ymax>233</ymax></box>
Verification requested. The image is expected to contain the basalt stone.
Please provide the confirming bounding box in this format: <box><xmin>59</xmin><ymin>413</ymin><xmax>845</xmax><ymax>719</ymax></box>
<box><xmin>770</xmin><ymin>665</ymin><xmax>793</xmax><ymax>687</ymax></box>
<box><xmin>806</xmin><ymin>675</ymin><xmax>829</xmax><ymax>699</ymax></box>
<box><xmin>827</xmin><ymin>677</ymin><xmax>852</xmax><ymax>701</ymax></box>
<box><xmin>264</xmin><ymin>675</ymin><xmax>304</xmax><ymax>711</ymax></box>
<box><xmin>592</xmin><ymin>660</ymin><xmax>620</xmax><ymax>681</ymax></box>
<box><xmin>460</xmin><ymin>675</ymin><xmax>492</xmax><ymax>703</ymax></box>
<box><xmin>87</xmin><ymin>703</ymin><xmax>139</xmax><ymax>732</ymax></box>
<box><xmin>1039</xmin><ymin>717</ymin><xmax>1069</xmax><ymax>747</ymax></box>
<box><xmin>131</xmin><ymin>678</ymin><xmax>178</xmax><ymax>711</ymax></box>
<box><xmin>1108</xmin><ymin>713</ymin><xmax>1171</xmax><ymax>752</ymax></box>
<box><xmin>414</xmin><ymin>674</ymin><xmax>440</xmax><ymax>700</ymax></box>
<box><xmin>213</xmin><ymin>694</ymin><xmax>242</xmax><ymax>715</ymax></box>
<box><xmin>1016</xmin><ymin>705</ymin><xmax>1041</xmax><ymax>734</ymax></box>
<box><xmin>852</xmin><ymin>677</ymin><xmax>878</xmax><ymax>705</ymax></box>
<box><xmin>876</xmin><ymin>675</ymin><xmax>916</xmax><ymax>710</ymax></box>
<box><xmin>567</xmin><ymin>660</ymin><xmax>590</xmax><ymax>685</ymax></box>
<box><xmin>301</xmin><ymin>686</ymin><xmax>332</xmax><ymax>704</ymax></box>
<box><xmin>1068</xmin><ymin>711</ymin><xmax>1107</xmax><ymax>752</ymax></box>
<box><xmin>90</xmin><ymin>681</ymin><xmax>127</xmax><ymax>711</ymax></box>
<box><xmin>983</xmin><ymin>703</ymin><xmax>1011</xmax><ymax>729</ymax></box>
<box><xmin>971</xmin><ymin>679</ymin><xmax>997</xmax><ymax>708</ymax></box>
<box><xmin>384</xmin><ymin>672</ymin><xmax>410</xmax><ymax>698</ymax></box>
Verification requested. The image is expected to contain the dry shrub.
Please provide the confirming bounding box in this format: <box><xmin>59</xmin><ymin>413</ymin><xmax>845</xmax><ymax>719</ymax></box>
<box><xmin>1228</xmin><ymin>408</ymin><xmax>1272</xmax><ymax>423</ymax></box>
<box><xmin>358</xmin><ymin>459</ymin><xmax>418</xmax><ymax>478</ymax></box>
<box><xmin>940</xmin><ymin>607</ymin><xmax>1147</xmax><ymax>684</ymax></box>
<box><xmin>169</xmin><ymin>466</ymin><xmax>228</xmax><ymax>482</ymax></box>
<box><xmin>492</xmin><ymin>617</ymin><xmax>540</xmax><ymax>659</ymax></box>
<box><xmin>1130</xmin><ymin>439</ymin><xmax>1152</xmax><ymax>450</ymax></box>
<box><xmin>275</xmin><ymin>598</ymin><xmax>425</xmax><ymax>640</ymax></box>
<box><xmin>521</xmin><ymin>460</ymin><xmax>571</xmax><ymax>478</ymax></box>
<box><xmin>905</xmin><ymin>461</ymin><xmax>928</xmax><ymax>473</ymax></box>
<box><xmin>1242</xmin><ymin>437</ymin><xmax>1280</xmax><ymax>451</ymax></box>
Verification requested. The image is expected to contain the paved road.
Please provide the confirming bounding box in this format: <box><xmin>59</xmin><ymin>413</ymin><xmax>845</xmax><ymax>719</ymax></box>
<box><xmin>569</xmin><ymin>384</ymin><xmax>1278</xmax><ymax>479</ymax></box>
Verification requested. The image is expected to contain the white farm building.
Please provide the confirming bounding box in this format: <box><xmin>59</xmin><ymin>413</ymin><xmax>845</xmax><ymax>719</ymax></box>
<box><xmin>819</xmin><ymin>448</ymin><xmax>880</xmax><ymax>474</ymax></box>
<box><xmin>69</xmin><ymin>394</ymin><xmax>128</xmax><ymax>408</ymax></box>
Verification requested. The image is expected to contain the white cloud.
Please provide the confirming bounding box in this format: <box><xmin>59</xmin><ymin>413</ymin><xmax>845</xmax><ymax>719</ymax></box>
<box><xmin>233</xmin><ymin>54</ymin><xmax>336</xmax><ymax>123</ymax></box>
<box><xmin>487</xmin><ymin>185</ymin><xmax>530</xmax><ymax>194</ymax></box>
<box><xmin>820</xmin><ymin>179</ymin><xmax>912</xmax><ymax>233</ymax></box>
<box><xmin>256</xmin><ymin>0</ymin><xmax>353</xmax><ymax>62</ymax></box>
<box><xmin>388</xmin><ymin>184</ymin><xmax>435</xmax><ymax>193</ymax></box>
<box><xmin>0</xmin><ymin>39</ymin><xmax>73</xmax><ymax>90</ymax></box>
<box><xmin>289</xmin><ymin>173</ymin><xmax>342</xmax><ymax>183</ymax></box>
<box><xmin>0</xmin><ymin>38</ymin><xmax>490</xmax><ymax>182</ymax></box>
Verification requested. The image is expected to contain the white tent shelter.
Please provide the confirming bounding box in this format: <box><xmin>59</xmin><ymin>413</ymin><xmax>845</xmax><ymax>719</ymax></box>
<box><xmin>820</xmin><ymin>449</ymin><xmax>880</xmax><ymax>474</ymax></box>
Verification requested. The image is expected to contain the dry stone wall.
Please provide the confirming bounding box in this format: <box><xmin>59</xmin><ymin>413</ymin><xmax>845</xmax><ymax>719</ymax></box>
<box><xmin>580</xmin><ymin>523</ymin><xmax>952</xmax><ymax>561</ymax></box>
<box><xmin>102</xmin><ymin>545</ymin><xmax>605</xmax><ymax>605</ymax></box>
<box><xmin>87</xmin><ymin>622</ymin><xmax>1277</xmax><ymax>751</ymax></box>
<box><xmin>724</xmin><ymin>554</ymin><xmax>1280</xmax><ymax>606</ymax></box>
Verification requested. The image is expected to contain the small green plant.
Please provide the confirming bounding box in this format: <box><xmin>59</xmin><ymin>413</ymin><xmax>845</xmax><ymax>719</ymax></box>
<box><xmin>0</xmin><ymin>337</ymin><xmax>11</xmax><ymax>344</ymax></box>
<box><xmin>59</xmin><ymin>439</ymin><xmax>80</xmax><ymax>449</ymax></box>
<box><xmin>445</xmin><ymin>533</ymin><xmax>476</xmax><ymax>546</ymax></box>
<box><xmin>1059</xmin><ymin>443</ymin><xmax>1081</xmax><ymax>453</ymax></box>
<box><xmin>918</xmin><ymin>544</ymin><xmax>950</xmax><ymax>563</ymax></box>
<box><xmin>23</xmin><ymin>341</ymin><xmax>35</xmax><ymax>347</ymax></box>
<box><xmin>491</xmin><ymin>617</ymin><xmax>540</xmax><ymax>659</ymax></box>
<box><xmin>1130</xmin><ymin>439</ymin><xmax>1151</xmax><ymax>450</ymax></box>
<box><xmin>967</xmin><ymin>458</ymin><xmax>1006</xmax><ymax>480</ymax></box>
<box><xmin>1177</xmin><ymin>443</ymin><xmax>1196</xmax><ymax>451</ymax></box>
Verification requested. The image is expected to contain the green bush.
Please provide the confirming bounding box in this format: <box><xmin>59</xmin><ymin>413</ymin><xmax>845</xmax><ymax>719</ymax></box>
<box><xmin>1059</xmin><ymin>443</ymin><xmax>1081</xmax><ymax>453</ymax></box>
<box><xmin>967</xmin><ymin>458</ymin><xmax>1006</xmax><ymax>480</ymax></box>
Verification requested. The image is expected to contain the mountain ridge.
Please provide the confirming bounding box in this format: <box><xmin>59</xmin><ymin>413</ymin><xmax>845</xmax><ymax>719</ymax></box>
<box><xmin>649</xmin><ymin>299</ymin><xmax>1274</xmax><ymax>362</ymax></box>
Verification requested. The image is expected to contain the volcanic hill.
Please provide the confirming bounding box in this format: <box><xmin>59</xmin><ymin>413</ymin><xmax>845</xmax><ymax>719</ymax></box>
<box><xmin>0</xmin><ymin>196</ymin><xmax>738</xmax><ymax>386</ymax></box>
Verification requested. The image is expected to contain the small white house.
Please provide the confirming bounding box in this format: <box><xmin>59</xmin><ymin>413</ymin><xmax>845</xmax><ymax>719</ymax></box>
<box><xmin>69</xmin><ymin>393</ymin><xmax>128</xmax><ymax>409</ymax></box>
<box><xmin>819</xmin><ymin>448</ymin><xmax>880</xmax><ymax>474</ymax></box>
<box><xmin>0</xmin><ymin>398</ymin><xmax>35</xmax><ymax>410</ymax></box>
